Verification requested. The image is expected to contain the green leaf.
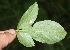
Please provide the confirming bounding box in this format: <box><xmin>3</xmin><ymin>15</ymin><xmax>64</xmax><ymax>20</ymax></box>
<box><xmin>17</xmin><ymin>25</ymin><xmax>35</xmax><ymax>47</ymax></box>
<box><xmin>16</xmin><ymin>2</ymin><xmax>67</xmax><ymax>47</ymax></box>
<box><xmin>17</xmin><ymin>31</ymin><xmax>35</xmax><ymax>47</ymax></box>
<box><xmin>32</xmin><ymin>20</ymin><xmax>67</xmax><ymax>44</ymax></box>
<box><xmin>17</xmin><ymin>2</ymin><xmax>38</xmax><ymax>47</ymax></box>
<box><xmin>17</xmin><ymin>2</ymin><xmax>38</xmax><ymax>29</ymax></box>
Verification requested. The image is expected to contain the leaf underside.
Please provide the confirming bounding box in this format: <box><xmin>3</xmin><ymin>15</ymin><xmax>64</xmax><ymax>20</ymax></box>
<box><xmin>17</xmin><ymin>31</ymin><xmax>35</xmax><ymax>47</ymax></box>
<box><xmin>32</xmin><ymin>20</ymin><xmax>67</xmax><ymax>44</ymax></box>
<box><xmin>17</xmin><ymin>2</ymin><xmax>38</xmax><ymax>29</ymax></box>
<box><xmin>17</xmin><ymin>2</ymin><xmax>67</xmax><ymax>47</ymax></box>
<box><xmin>17</xmin><ymin>2</ymin><xmax>38</xmax><ymax>47</ymax></box>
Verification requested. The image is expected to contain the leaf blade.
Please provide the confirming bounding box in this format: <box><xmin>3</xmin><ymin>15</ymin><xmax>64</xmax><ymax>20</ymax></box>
<box><xmin>32</xmin><ymin>20</ymin><xmax>67</xmax><ymax>44</ymax></box>
<box><xmin>17</xmin><ymin>2</ymin><xmax>38</xmax><ymax>47</ymax></box>
<box><xmin>17</xmin><ymin>2</ymin><xmax>38</xmax><ymax>29</ymax></box>
<box><xmin>17</xmin><ymin>31</ymin><xmax>35</xmax><ymax>47</ymax></box>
